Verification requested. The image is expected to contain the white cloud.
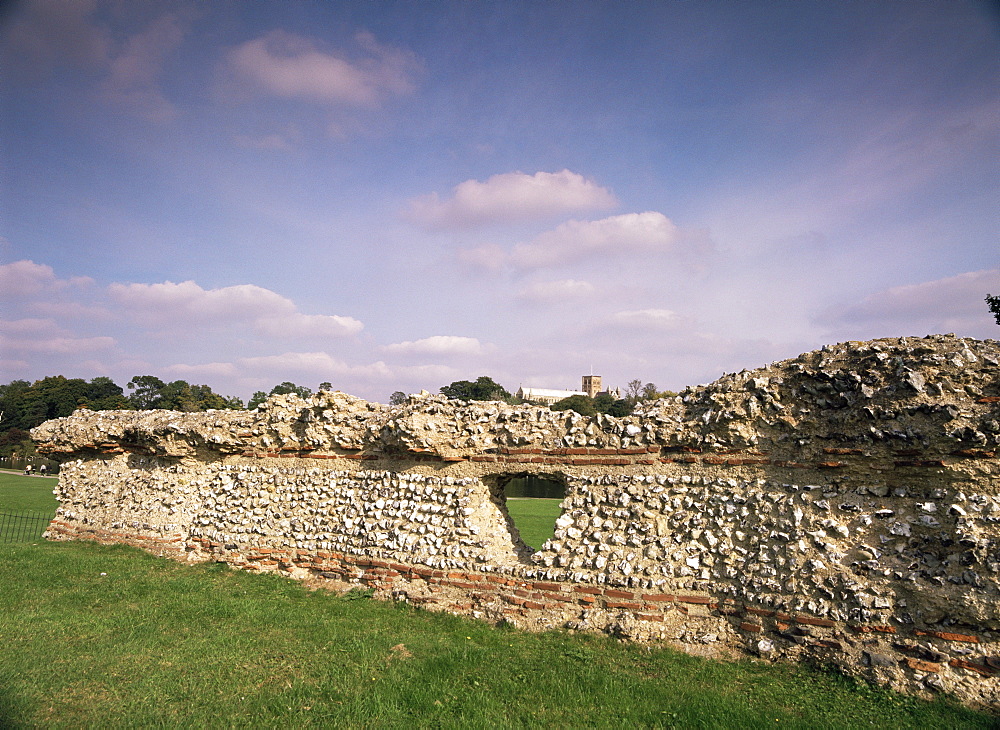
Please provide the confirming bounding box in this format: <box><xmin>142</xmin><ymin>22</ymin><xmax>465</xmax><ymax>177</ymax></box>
<box><xmin>256</xmin><ymin>312</ymin><xmax>364</xmax><ymax>338</ymax></box>
<box><xmin>609</xmin><ymin>308</ymin><xmax>682</xmax><ymax>330</ymax></box>
<box><xmin>223</xmin><ymin>30</ymin><xmax>420</xmax><ymax>107</ymax></box>
<box><xmin>239</xmin><ymin>351</ymin><xmax>392</xmax><ymax>379</ymax></box>
<box><xmin>101</xmin><ymin>13</ymin><xmax>185</xmax><ymax>123</ymax></box>
<box><xmin>457</xmin><ymin>244</ymin><xmax>507</xmax><ymax>272</ymax></box>
<box><xmin>385</xmin><ymin>335</ymin><xmax>486</xmax><ymax>357</ymax></box>
<box><xmin>110</xmin><ymin>280</ymin><xmax>292</xmax><ymax>321</ymax></box>
<box><xmin>517</xmin><ymin>279</ymin><xmax>595</xmax><ymax>304</ymax></box>
<box><xmin>0</xmin><ymin>317</ymin><xmax>115</xmax><ymax>354</ymax></box>
<box><xmin>407</xmin><ymin>170</ymin><xmax>617</xmax><ymax>229</ymax></box>
<box><xmin>820</xmin><ymin>268</ymin><xmax>1000</xmax><ymax>336</ymax></box>
<box><xmin>510</xmin><ymin>212</ymin><xmax>680</xmax><ymax>269</ymax></box>
<box><xmin>108</xmin><ymin>279</ymin><xmax>363</xmax><ymax>338</ymax></box>
<box><xmin>164</xmin><ymin>362</ymin><xmax>240</xmax><ymax>379</ymax></box>
<box><xmin>0</xmin><ymin>260</ymin><xmax>92</xmax><ymax>299</ymax></box>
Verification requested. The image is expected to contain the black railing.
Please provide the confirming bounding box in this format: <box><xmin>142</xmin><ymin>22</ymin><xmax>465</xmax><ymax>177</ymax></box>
<box><xmin>0</xmin><ymin>510</ymin><xmax>52</xmax><ymax>543</ymax></box>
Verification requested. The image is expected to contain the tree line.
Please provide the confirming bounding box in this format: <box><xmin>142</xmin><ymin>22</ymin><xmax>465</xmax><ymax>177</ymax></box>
<box><xmin>1</xmin><ymin>371</ymin><xmax>672</xmax><ymax>462</ymax></box>
<box><xmin>391</xmin><ymin>375</ymin><xmax>675</xmax><ymax>417</ymax></box>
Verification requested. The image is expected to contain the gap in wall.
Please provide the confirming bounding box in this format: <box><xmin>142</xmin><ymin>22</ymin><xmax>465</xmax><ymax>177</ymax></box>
<box><xmin>496</xmin><ymin>472</ymin><xmax>566</xmax><ymax>553</ymax></box>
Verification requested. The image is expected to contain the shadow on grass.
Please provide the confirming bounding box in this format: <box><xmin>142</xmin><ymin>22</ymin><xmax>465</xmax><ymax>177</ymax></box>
<box><xmin>0</xmin><ymin>681</ymin><xmax>29</xmax><ymax>729</ymax></box>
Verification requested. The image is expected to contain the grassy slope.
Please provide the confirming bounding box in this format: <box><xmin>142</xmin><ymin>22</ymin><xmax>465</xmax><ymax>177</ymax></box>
<box><xmin>0</xmin><ymin>472</ymin><xmax>59</xmax><ymax>513</ymax></box>
<box><xmin>0</xmin><ymin>540</ymin><xmax>992</xmax><ymax>728</ymax></box>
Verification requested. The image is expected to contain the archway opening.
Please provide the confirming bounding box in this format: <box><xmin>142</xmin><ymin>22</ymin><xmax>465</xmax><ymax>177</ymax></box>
<box><xmin>496</xmin><ymin>472</ymin><xmax>566</xmax><ymax>553</ymax></box>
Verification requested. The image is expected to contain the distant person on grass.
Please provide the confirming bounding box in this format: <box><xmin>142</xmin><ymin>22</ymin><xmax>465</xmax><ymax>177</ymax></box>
<box><xmin>40</xmin><ymin>464</ymin><xmax>47</xmax><ymax>476</ymax></box>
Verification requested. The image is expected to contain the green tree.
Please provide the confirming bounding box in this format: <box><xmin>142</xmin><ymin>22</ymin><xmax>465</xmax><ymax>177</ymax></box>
<box><xmin>248</xmin><ymin>382</ymin><xmax>313</xmax><ymax>409</ymax></box>
<box><xmin>19</xmin><ymin>376</ymin><xmax>90</xmax><ymax>427</ymax></box>
<box><xmin>128</xmin><ymin>375</ymin><xmax>167</xmax><ymax>409</ymax></box>
<box><xmin>593</xmin><ymin>392</ymin><xmax>633</xmax><ymax>417</ymax></box>
<box><xmin>84</xmin><ymin>376</ymin><xmax>127</xmax><ymax>410</ymax></box>
<box><xmin>550</xmin><ymin>394</ymin><xmax>597</xmax><ymax>416</ymax></box>
<box><xmin>389</xmin><ymin>391</ymin><xmax>407</xmax><ymax>405</ymax></box>
<box><xmin>988</xmin><ymin>294</ymin><xmax>1000</xmax><ymax>325</ymax></box>
<box><xmin>440</xmin><ymin>376</ymin><xmax>511</xmax><ymax>402</ymax></box>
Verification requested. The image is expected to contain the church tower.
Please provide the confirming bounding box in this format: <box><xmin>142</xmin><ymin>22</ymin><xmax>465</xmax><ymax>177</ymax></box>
<box><xmin>582</xmin><ymin>375</ymin><xmax>602</xmax><ymax>398</ymax></box>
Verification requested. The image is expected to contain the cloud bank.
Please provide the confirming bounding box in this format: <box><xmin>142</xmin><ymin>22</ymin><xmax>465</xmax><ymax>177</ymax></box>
<box><xmin>407</xmin><ymin>170</ymin><xmax>617</xmax><ymax>229</ymax></box>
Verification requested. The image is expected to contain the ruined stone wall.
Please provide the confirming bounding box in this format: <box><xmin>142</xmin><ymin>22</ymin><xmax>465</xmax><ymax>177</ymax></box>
<box><xmin>33</xmin><ymin>335</ymin><xmax>1000</xmax><ymax>709</ymax></box>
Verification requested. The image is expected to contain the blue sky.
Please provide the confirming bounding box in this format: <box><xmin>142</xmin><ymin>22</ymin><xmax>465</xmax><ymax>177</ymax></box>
<box><xmin>2</xmin><ymin>0</ymin><xmax>997</xmax><ymax>403</ymax></box>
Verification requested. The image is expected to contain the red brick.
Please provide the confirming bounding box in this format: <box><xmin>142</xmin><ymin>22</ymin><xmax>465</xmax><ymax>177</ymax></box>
<box><xmin>535</xmin><ymin>591</ymin><xmax>573</xmax><ymax>603</ymax></box>
<box><xmin>532</xmin><ymin>582</ymin><xmax>562</xmax><ymax>592</ymax></box>
<box><xmin>914</xmin><ymin>630</ymin><xmax>979</xmax><ymax>643</ymax></box>
<box><xmin>739</xmin><ymin>622</ymin><xmax>763</xmax><ymax>633</ymax></box>
<box><xmin>851</xmin><ymin>624</ymin><xmax>897</xmax><ymax>634</ymax></box>
<box><xmin>605</xmin><ymin>601</ymin><xmax>643</xmax><ymax>610</ymax></box>
<box><xmin>676</xmin><ymin>595</ymin><xmax>713</xmax><ymax>605</ymax></box>
<box><xmin>604</xmin><ymin>589</ymin><xmax>635</xmax><ymax>599</ymax></box>
<box><xmin>522</xmin><ymin>600</ymin><xmax>548</xmax><ymax>610</ymax></box>
<box><xmin>905</xmin><ymin>657</ymin><xmax>941</xmax><ymax>673</ymax></box>
<box><xmin>635</xmin><ymin>613</ymin><xmax>664</xmax><ymax>622</ymax></box>
<box><xmin>814</xmin><ymin>640</ymin><xmax>843</xmax><ymax>650</ymax></box>
<box><xmin>948</xmin><ymin>658</ymin><xmax>996</xmax><ymax>676</ymax></box>
<box><xmin>795</xmin><ymin>616</ymin><xmax>836</xmax><ymax>628</ymax></box>
<box><xmin>640</xmin><ymin>593</ymin><xmax>675</xmax><ymax>603</ymax></box>
<box><xmin>577</xmin><ymin>595</ymin><xmax>597</xmax><ymax>605</ymax></box>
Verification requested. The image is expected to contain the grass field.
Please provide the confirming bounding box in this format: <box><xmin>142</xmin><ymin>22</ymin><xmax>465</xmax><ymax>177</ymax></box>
<box><xmin>0</xmin><ymin>471</ymin><xmax>59</xmax><ymax>513</ymax></box>
<box><xmin>0</xmin><ymin>474</ymin><xmax>994</xmax><ymax>727</ymax></box>
<box><xmin>504</xmin><ymin>497</ymin><xmax>562</xmax><ymax>550</ymax></box>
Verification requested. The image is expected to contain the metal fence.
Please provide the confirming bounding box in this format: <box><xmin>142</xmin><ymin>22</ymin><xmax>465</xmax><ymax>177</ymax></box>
<box><xmin>0</xmin><ymin>510</ymin><xmax>52</xmax><ymax>543</ymax></box>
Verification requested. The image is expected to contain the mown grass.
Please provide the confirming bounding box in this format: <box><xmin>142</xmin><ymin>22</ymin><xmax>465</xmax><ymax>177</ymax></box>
<box><xmin>0</xmin><ymin>474</ymin><xmax>994</xmax><ymax>727</ymax></box>
<box><xmin>505</xmin><ymin>497</ymin><xmax>562</xmax><ymax>550</ymax></box>
<box><xmin>0</xmin><ymin>471</ymin><xmax>59</xmax><ymax>513</ymax></box>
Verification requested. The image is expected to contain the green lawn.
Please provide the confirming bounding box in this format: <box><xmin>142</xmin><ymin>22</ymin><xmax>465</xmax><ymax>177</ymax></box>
<box><xmin>0</xmin><ymin>471</ymin><xmax>59</xmax><ymax>513</ymax></box>
<box><xmin>505</xmin><ymin>497</ymin><xmax>562</xmax><ymax>550</ymax></box>
<box><xmin>0</xmin><ymin>539</ymin><xmax>993</xmax><ymax>727</ymax></box>
<box><xmin>0</xmin><ymin>474</ymin><xmax>994</xmax><ymax>726</ymax></box>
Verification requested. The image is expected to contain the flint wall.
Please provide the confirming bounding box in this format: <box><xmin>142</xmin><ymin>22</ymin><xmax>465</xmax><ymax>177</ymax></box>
<box><xmin>33</xmin><ymin>335</ymin><xmax>1000</xmax><ymax>708</ymax></box>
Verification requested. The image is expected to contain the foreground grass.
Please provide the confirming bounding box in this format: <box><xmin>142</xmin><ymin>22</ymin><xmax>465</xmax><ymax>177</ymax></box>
<box><xmin>505</xmin><ymin>497</ymin><xmax>562</xmax><ymax>550</ymax></box>
<box><xmin>0</xmin><ymin>471</ymin><xmax>59</xmax><ymax>513</ymax></box>
<box><xmin>0</xmin><ymin>540</ymin><xmax>993</xmax><ymax>728</ymax></box>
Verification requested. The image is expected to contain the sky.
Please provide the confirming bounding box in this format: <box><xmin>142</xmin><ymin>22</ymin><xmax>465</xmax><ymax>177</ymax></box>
<box><xmin>1</xmin><ymin>0</ymin><xmax>998</xmax><ymax>404</ymax></box>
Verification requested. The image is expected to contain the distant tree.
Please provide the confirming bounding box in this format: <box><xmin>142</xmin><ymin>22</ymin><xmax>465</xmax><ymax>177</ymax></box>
<box><xmin>640</xmin><ymin>382</ymin><xmax>660</xmax><ymax>401</ymax></box>
<box><xmin>128</xmin><ymin>375</ymin><xmax>167</xmax><ymax>409</ymax></box>
<box><xmin>593</xmin><ymin>392</ymin><xmax>633</xmax><ymax>417</ymax></box>
<box><xmin>318</xmin><ymin>382</ymin><xmax>333</xmax><ymax>392</ymax></box>
<box><xmin>85</xmin><ymin>376</ymin><xmax>127</xmax><ymax>410</ymax></box>
<box><xmin>988</xmin><ymin>294</ymin><xmax>1000</xmax><ymax>325</ymax></box>
<box><xmin>625</xmin><ymin>379</ymin><xmax>643</xmax><ymax>404</ymax></box>
<box><xmin>389</xmin><ymin>391</ymin><xmax>408</xmax><ymax>405</ymax></box>
<box><xmin>271</xmin><ymin>381</ymin><xmax>312</xmax><ymax>399</ymax></box>
<box><xmin>440</xmin><ymin>376</ymin><xmax>511</xmax><ymax>402</ymax></box>
<box><xmin>550</xmin><ymin>394</ymin><xmax>597</xmax><ymax>416</ymax></box>
<box><xmin>127</xmin><ymin>376</ymin><xmax>240</xmax><ymax>411</ymax></box>
<box><xmin>247</xmin><ymin>382</ymin><xmax>313</xmax><ymax>409</ymax></box>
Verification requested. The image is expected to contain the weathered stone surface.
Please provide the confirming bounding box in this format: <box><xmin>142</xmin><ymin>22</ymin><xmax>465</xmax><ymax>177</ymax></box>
<box><xmin>31</xmin><ymin>335</ymin><xmax>1000</xmax><ymax>710</ymax></box>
